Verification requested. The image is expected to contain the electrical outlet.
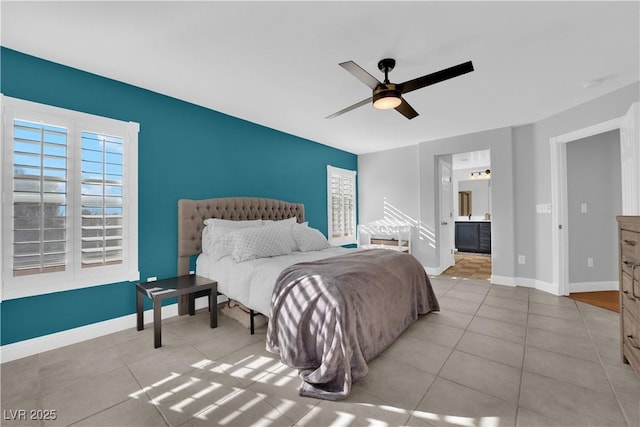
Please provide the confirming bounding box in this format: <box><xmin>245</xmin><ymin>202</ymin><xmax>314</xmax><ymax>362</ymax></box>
<box><xmin>587</xmin><ymin>258</ymin><xmax>594</xmax><ymax>267</ymax></box>
<box><xmin>581</xmin><ymin>203</ymin><xmax>587</xmax><ymax>213</ymax></box>
<box><xmin>147</xmin><ymin>276</ymin><xmax>157</xmax><ymax>282</ymax></box>
<box><xmin>518</xmin><ymin>255</ymin><xmax>526</xmax><ymax>264</ymax></box>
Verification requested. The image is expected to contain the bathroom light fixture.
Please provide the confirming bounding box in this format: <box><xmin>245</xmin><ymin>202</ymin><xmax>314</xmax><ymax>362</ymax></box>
<box><xmin>470</xmin><ymin>169</ymin><xmax>491</xmax><ymax>179</ymax></box>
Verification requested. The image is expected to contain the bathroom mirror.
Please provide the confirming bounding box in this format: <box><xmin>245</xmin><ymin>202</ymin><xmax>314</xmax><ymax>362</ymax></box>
<box><xmin>458</xmin><ymin>179</ymin><xmax>491</xmax><ymax>219</ymax></box>
<box><xmin>459</xmin><ymin>191</ymin><xmax>472</xmax><ymax>216</ymax></box>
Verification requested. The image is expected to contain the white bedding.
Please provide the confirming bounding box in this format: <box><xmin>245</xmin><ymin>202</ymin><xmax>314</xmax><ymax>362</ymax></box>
<box><xmin>196</xmin><ymin>247</ymin><xmax>359</xmax><ymax>317</ymax></box>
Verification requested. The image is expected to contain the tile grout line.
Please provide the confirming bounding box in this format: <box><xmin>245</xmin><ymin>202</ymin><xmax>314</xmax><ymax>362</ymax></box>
<box><xmin>575</xmin><ymin>302</ymin><xmax>632</xmax><ymax>427</ymax></box>
<box><xmin>513</xmin><ymin>287</ymin><xmax>532</xmax><ymax>426</ymax></box>
<box><xmin>119</xmin><ymin>340</ymin><xmax>172</xmax><ymax>427</ymax></box>
<box><xmin>518</xmin><ymin>296</ymin><xmax>631</xmax><ymax>426</ymax></box>
<box><xmin>415</xmin><ymin>282</ymin><xmax>531</xmax><ymax>424</ymax></box>
<box><xmin>406</xmin><ymin>277</ymin><xmax>465</xmax><ymax>419</ymax></box>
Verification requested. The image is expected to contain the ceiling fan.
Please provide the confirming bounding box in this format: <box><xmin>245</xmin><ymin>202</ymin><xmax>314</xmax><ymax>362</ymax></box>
<box><xmin>327</xmin><ymin>58</ymin><xmax>474</xmax><ymax>120</ymax></box>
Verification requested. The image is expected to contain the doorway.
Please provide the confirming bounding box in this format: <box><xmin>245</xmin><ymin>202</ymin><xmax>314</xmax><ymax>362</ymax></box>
<box><xmin>550</xmin><ymin>102</ymin><xmax>639</xmax><ymax>295</ymax></box>
<box><xmin>566</xmin><ymin>130</ymin><xmax>621</xmax><ymax>293</ymax></box>
<box><xmin>442</xmin><ymin>149</ymin><xmax>493</xmax><ymax>280</ymax></box>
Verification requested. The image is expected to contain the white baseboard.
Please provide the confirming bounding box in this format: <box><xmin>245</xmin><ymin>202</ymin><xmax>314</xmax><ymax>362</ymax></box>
<box><xmin>488</xmin><ymin>275</ymin><xmax>562</xmax><ymax>295</ymax></box>
<box><xmin>489</xmin><ymin>275</ymin><xmax>518</xmax><ymax>287</ymax></box>
<box><xmin>533</xmin><ymin>280</ymin><xmax>563</xmax><ymax>296</ymax></box>
<box><xmin>0</xmin><ymin>295</ymin><xmax>225</xmax><ymax>364</ymax></box>
<box><xmin>425</xmin><ymin>265</ymin><xmax>446</xmax><ymax>276</ymax></box>
<box><xmin>569</xmin><ymin>281</ymin><xmax>618</xmax><ymax>293</ymax></box>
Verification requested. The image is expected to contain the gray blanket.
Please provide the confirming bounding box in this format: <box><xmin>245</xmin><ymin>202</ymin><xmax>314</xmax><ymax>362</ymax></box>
<box><xmin>265</xmin><ymin>249</ymin><xmax>439</xmax><ymax>400</ymax></box>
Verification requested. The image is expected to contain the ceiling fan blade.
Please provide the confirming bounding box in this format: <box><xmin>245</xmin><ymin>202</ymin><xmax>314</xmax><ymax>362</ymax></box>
<box><xmin>395</xmin><ymin>98</ymin><xmax>419</xmax><ymax>120</ymax></box>
<box><xmin>326</xmin><ymin>97</ymin><xmax>372</xmax><ymax>119</ymax></box>
<box><xmin>339</xmin><ymin>61</ymin><xmax>381</xmax><ymax>90</ymax></box>
<box><xmin>400</xmin><ymin>61</ymin><xmax>474</xmax><ymax>94</ymax></box>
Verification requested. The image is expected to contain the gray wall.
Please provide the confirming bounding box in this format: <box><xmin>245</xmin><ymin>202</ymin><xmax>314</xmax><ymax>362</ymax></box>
<box><xmin>419</xmin><ymin>127</ymin><xmax>515</xmax><ymax>278</ymax></box>
<box><xmin>567</xmin><ymin>130</ymin><xmax>621</xmax><ymax>285</ymax></box>
<box><xmin>524</xmin><ymin>82</ymin><xmax>639</xmax><ymax>285</ymax></box>
<box><xmin>357</xmin><ymin>145</ymin><xmax>422</xmax><ymax>255</ymax></box>
<box><xmin>358</xmin><ymin>81</ymin><xmax>639</xmax><ymax>291</ymax></box>
<box><xmin>512</xmin><ymin>124</ymin><xmax>537</xmax><ymax>280</ymax></box>
<box><xmin>359</xmin><ymin>127</ymin><xmax>515</xmax><ymax>278</ymax></box>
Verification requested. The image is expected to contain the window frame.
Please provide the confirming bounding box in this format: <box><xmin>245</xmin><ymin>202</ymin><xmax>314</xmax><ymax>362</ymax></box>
<box><xmin>1</xmin><ymin>95</ymin><xmax>139</xmax><ymax>300</ymax></box>
<box><xmin>326</xmin><ymin>165</ymin><xmax>357</xmax><ymax>246</ymax></box>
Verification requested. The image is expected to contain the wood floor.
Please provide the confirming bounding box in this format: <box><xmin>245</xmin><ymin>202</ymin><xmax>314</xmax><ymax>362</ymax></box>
<box><xmin>443</xmin><ymin>253</ymin><xmax>620</xmax><ymax>313</ymax></box>
<box><xmin>442</xmin><ymin>252</ymin><xmax>492</xmax><ymax>280</ymax></box>
<box><xmin>568</xmin><ymin>290</ymin><xmax>620</xmax><ymax>313</ymax></box>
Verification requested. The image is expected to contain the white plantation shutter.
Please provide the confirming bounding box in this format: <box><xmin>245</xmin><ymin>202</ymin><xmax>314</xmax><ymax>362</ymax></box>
<box><xmin>327</xmin><ymin>165</ymin><xmax>356</xmax><ymax>245</ymax></box>
<box><xmin>81</xmin><ymin>132</ymin><xmax>124</xmax><ymax>267</ymax></box>
<box><xmin>1</xmin><ymin>96</ymin><xmax>139</xmax><ymax>300</ymax></box>
<box><xmin>12</xmin><ymin>120</ymin><xmax>68</xmax><ymax>276</ymax></box>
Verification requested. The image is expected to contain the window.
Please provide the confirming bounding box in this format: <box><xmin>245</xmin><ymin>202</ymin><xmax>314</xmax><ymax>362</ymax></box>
<box><xmin>1</xmin><ymin>96</ymin><xmax>139</xmax><ymax>300</ymax></box>
<box><xmin>327</xmin><ymin>165</ymin><xmax>356</xmax><ymax>245</ymax></box>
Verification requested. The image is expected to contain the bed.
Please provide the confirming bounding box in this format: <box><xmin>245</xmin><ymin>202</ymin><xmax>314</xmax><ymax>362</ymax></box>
<box><xmin>177</xmin><ymin>197</ymin><xmax>439</xmax><ymax>400</ymax></box>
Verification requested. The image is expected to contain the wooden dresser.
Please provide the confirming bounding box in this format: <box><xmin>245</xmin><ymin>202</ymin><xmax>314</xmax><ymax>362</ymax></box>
<box><xmin>618</xmin><ymin>216</ymin><xmax>640</xmax><ymax>375</ymax></box>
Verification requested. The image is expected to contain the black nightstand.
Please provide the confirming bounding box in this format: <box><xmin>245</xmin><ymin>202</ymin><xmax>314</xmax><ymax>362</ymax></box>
<box><xmin>136</xmin><ymin>275</ymin><xmax>218</xmax><ymax>348</ymax></box>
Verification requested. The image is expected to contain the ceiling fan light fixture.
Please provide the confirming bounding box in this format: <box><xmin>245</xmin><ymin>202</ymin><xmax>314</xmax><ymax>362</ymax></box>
<box><xmin>328</xmin><ymin>58</ymin><xmax>473</xmax><ymax>120</ymax></box>
<box><xmin>373</xmin><ymin>89</ymin><xmax>402</xmax><ymax>110</ymax></box>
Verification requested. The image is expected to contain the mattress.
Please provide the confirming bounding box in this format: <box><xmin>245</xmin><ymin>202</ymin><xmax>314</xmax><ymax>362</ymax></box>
<box><xmin>196</xmin><ymin>247</ymin><xmax>357</xmax><ymax>317</ymax></box>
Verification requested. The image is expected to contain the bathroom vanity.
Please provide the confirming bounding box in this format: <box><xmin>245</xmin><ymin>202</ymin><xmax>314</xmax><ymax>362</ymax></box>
<box><xmin>455</xmin><ymin>221</ymin><xmax>491</xmax><ymax>254</ymax></box>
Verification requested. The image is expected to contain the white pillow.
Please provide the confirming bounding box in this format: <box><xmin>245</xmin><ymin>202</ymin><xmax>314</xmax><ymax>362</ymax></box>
<box><xmin>202</xmin><ymin>224</ymin><xmax>213</xmax><ymax>254</ymax></box>
<box><xmin>292</xmin><ymin>223</ymin><xmax>330</xmax><ymax>252</ymax></box>
<box><xmin>201</xmin><ymin>219</ymin><xmax>264</xmax><ymax>255</ymax></box>
<box><xmin>229</xmin><ymin>224</ymin><xmax>293</xmax><ymax>262</ymax></box>
<box><xmin>268</xmin><ymin>217</ymin><xmax>298</xmax><ymax>251</ymax></box>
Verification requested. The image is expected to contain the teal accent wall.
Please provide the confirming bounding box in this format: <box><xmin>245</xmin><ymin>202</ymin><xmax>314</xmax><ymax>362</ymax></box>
<box><xmin>0</xmin><ymin>47</ymin><xmax>357</xmax><ymax>345</ymax></box>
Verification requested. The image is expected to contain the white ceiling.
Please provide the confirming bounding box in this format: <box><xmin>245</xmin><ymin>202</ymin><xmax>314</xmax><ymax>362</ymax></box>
<box><xmin>452</xmin><ymin>149</ymin><xmax>490</xmax><ymax>170</ymax></box>
<box><xmin>2</xmin><ymin>1</ymin><xmax>638</xmax><ymax>155</ymax></box>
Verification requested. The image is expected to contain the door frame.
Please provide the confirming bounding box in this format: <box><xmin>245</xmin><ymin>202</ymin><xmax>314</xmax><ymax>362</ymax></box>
<box><xmin>550</xmin><ymin>105</ymin><xmax>637</xmax><ymax>295</ymax></box>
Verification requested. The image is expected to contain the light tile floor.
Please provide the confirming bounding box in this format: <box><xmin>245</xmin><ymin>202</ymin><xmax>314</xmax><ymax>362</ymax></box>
<box><xmin>2</xmin><ymin>276</ymin><xmax>639</xmax><ymax>427</ymax></box>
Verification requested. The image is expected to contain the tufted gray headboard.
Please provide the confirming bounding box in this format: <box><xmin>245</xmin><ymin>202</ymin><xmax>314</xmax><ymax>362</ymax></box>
<box><xmin>177</xmin><ymin>197</ymin><xmax>305</xmax><ymax>276</ymax></box>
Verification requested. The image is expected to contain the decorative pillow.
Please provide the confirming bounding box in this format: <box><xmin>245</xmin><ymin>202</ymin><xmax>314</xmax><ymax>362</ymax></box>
<box><xmin>208</xmin><ymin>226</ymin><xmax>242</xmax><ymax>259</ymax></box>
<box><xmin>292</xmin><ymin>223</ymin><xmax>330</xmax><ymax>252</ymax></box>
<box><xmin>228</xmin><ymin>224</ymin><xmax>293</xmax><ymax>262</ymax></box>
<box><xmin>268</xmin><ymin>217</ymin><xmax>298</xmax><ymax>251</ymax></box>
<box><xmin>201</xmin><ymin>219</ymin><xmax>264</xmax><ymax>255</ymax></box>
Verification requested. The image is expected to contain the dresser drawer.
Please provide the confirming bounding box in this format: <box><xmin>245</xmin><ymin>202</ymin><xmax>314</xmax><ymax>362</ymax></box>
<box><xmin>622</xmin><ymin>259</ymin><xmax>640</xmax><ymax>280</ymax></box>
<box><xmin>620</xmin><ymin>219</ymin><xmax>640</xmax><ymax>233</ymax></box>
<box><xmin>621</xmin><ymin>230</ymin><xmax>640</xmax><ymax>278</ymax></box>
<box><xmin>621</xmin><ymin>230</ymin><xmax>640</xmax><ymax>261</ymax></box>
<box><xmin>623</xmin><ymin>309</ymin><xmax>640</xmax><ymax>374</ymax></box>
<box><xmin>622</xmin><ymin>271</ymin><xmax>640</xmax><ymax>320</ymax></box>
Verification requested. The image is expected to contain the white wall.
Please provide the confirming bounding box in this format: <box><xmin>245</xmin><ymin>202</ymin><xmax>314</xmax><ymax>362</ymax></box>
<box><xmin>358</xmin><ymin>81</ymin><xmax>639</xmax><ymax>292</ymax></box>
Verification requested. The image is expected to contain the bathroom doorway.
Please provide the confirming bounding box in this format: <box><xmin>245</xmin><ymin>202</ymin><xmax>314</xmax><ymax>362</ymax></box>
<box><xmin>443</xmin><ymin>149</ymin><xmax>492</xmax><ymax>280</ymax></box>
